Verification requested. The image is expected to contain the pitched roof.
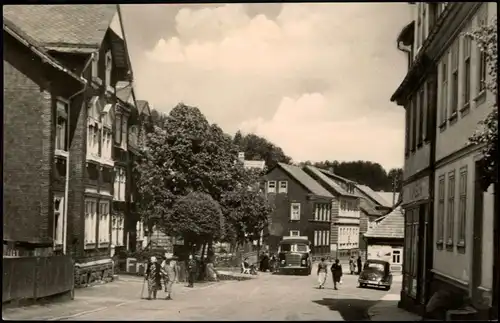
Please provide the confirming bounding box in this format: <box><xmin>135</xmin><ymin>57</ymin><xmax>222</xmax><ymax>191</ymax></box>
<box><xmin>376</xmin><ymin>191</ymin><xmax>400</xmax><ymax>208</ymax></box>
<box><xmin>136</xmin><ymin>100</ymin><xmax>151</xmax><ymax>116</ymax></box>
<box><xmin>277</xmin><ymin>163</ymin><xmax>333</xmax><ymax>198</ymax></box>
<box><xmin>356</xmin><ymin>184</ymin><xmax>391</xmax><ymax>207</ymax></box>
<box><xmin>304</xmin><ymin>166</ymin><xmax>357</xmax><ymax>197</ymax></box>
<box><xmin>115</xmin><ymin>81</ymin><xmax>133</xmax><ymax>103</ymax></box>
<box><xmin>359</xmin><ymin>198</ymin><xmax>384</xmax><ymax>217</ymax></box>
<box><xmin>318</xmin><ymin>168</ymin><xmax>356</xmax><ymax>184</ymax></box>
<box><xmin>364</xmin><ymin>206</ymin><xmax>404</xmax><ymax>239</ymax></box>
<box><xmin>3</xmin><ymin>5</ymin><xmax>116</xmax><ymax>50</ymax></box>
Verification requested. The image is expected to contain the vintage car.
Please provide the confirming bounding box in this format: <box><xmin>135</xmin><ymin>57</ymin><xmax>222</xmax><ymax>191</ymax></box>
<box><xmin>277</xmin><ymin>236</ymin><xmax>312</xmax><ymax>275</ymax></box>
<box><xmin>358</xmin><ymin>259</ymin><xmax>393</xmax><ymax>290</ymax></box>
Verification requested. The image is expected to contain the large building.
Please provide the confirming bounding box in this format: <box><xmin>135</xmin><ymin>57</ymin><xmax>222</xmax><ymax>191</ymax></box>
<box><xmin>390</xmin><ymin>2</ymin><xmax>496</xmax><ymax>318</ymax></box>
<box><xmin>3</xmin><ymin>5</ymin><xmax>150</xmax><ymax>289</ymax></box>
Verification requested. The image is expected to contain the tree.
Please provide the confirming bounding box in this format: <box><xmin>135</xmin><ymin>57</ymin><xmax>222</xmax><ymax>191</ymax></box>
<box><xmin>167</xmin><ymin>192</ymin><xmax>224</xmax><ymax>252</ymax></box>
<box><xmin>466</xmin><ymin>16</ymin><xmax>497</xmax><ymax>189</ymax></box>
<box><xmin>387</xmin><ymin>168</ymin><xmax>404</xmax><ymax>193</ymax></box>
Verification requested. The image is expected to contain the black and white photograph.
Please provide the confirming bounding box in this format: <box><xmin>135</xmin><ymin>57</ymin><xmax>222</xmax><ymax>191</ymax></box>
<box><xmin>2</xmin><ymin>2</ymin><xmax>498</xmax><ymax>321</ymax></box>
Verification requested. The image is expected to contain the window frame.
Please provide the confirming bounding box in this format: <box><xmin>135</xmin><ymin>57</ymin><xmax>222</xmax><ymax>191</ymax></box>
<box><xmin>437</xmin><ymin>175</ymin><xmax>445</xmax><ymax>246</ymax></box>
<box><xmin>267</xmin><ymin>180</ymin><xmax>276</xmax><ymax>193</ymax></box>
<box><xmin>99</xmin><ymin>200</ymin><xmax>110</xmax><ymax>245</ymax></box>
<box><xmin>290</xmin><ymin>202</ymin><xmax>301</xmax><ymax>221</ymax></box>
<box><xmin>55</xmin><ymin>99</ymin><xmax>69</xmax><ymax>152</ymax></box>
<box><xmin>440</xmin><ymin>57</ymin><xmax>449</xmax><ymax>126</ymax></box>
<box><xmin>457</xmin><ymin>166</ymin><xmax>467</xmax><ymax>250</ymax></box>
<box><xmin>476</xmin><ymin>5</ymin><xmax>488</xmax><ymax>94</ymax></box>
<box><xmin>417</xmin><ymin>87</ymin><xmax>425</xmax><ymax>146</ymax></box>
<box><xmin>449</xmin><ymin>41</ymin><xmax>459</xmax><ymax>118</ymax></box>
<box><xmin>278</xmin><ymin>180</ymin><xmax>288</xmax><ymax>194</ymax></box>
<box><xmin>289</xmin><ymin>230</ymin><xmax>300</xmax><ymax>237</ymax></box>
<box><xmin>392</xmin><ymin>250</ymin><xmax>402</xmax><ymax>264</ymax></box>
<box><xmin>462</xmin><ymin>27</ymin><xmax>472</xmax><ymax>114</ymax></box>
<box><xmin>53</xmin><ymin>195</ymin><xmax>64</xmax><ymax>245</ymax></box>
<box><xmin>446</xmin><ymin>170</ymin><xmax>456</xmax><ymax>248</ymax></box>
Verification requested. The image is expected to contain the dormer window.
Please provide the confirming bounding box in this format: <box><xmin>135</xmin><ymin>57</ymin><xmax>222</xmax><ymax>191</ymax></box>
<box><xmin>105</xmin><ymin>51</ymin><xmax>112</xmax><ymax>89</ymax></box>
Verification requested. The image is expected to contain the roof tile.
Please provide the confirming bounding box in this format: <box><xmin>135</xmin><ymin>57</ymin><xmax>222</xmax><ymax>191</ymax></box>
<box><xmin>356</xmin><ymin>184</ymin><xmax>391</xmax><ymax>207</ymax></box>
<box><xmin>3</xmin><ymin>5</ymin><xmax>116</xmax><ymax>48</ymax></box>
<box><xmin>364</xmin><ymin>207</ymin><xmax>404</xmax><ymax>239</ymax></box>
<box><xmin>304</xmin><ymin>166</ymin><xmax>357</xmax><ymax>197</ymax></box>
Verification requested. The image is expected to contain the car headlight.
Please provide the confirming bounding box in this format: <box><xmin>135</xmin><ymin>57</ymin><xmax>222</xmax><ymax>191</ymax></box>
<box><xmin>301</xmin><ymin>259</ymin><xmax>306</xmax><ymax>265</ymax></box>
<box><xmin>281</xmin><ymin>260</ymin><xmax>285</xmax><ymax>264</ymax></box>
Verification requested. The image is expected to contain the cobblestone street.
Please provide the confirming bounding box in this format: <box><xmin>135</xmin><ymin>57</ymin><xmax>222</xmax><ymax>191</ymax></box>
<box><xmin>3</xmin><ymin>265</ymin><xmax>401</xmax><ymax>321</ymax></box>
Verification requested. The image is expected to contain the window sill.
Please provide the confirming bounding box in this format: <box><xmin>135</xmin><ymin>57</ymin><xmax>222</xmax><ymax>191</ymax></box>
<box><xmin>84</xmin><ymin>242</ymin><xmax>97</xmax><ymax>250</ymax></box>
<box><xmin>474</xmin><ymin>90</ymin><xmax>486</xmax><ymax>105</ymax></box>
<box><xmin>439</xmin><ymin>121</ymin><xmax>447</xmax><ymax>132</ymax></box>
<box><xmin>98</xmin><ymin>242</ymin><xmax>110</xmax><ymax>249</ymax></box>
<box><xmin>55</xmin><ymin>149</ymin><xmax>69</xmax><ymax>158</ymax></box>
<box><xmin>448</xmin><ymin>112</ymin><xmax>458</xmax><ymax>125</ymax></box>
<box><xmin>460</xmin><ymin>103</ymin><xmax>470</xmax><ymax>117</ymax></box>
<box><xmin>289</xmin><ymin>219</ymin><xmax>301</xmax><ymax>222</ymax></box>
<box><xmin>445</xmin><ymin>241</ymin><xmax>454</xmax><ymax>251</ymax></box>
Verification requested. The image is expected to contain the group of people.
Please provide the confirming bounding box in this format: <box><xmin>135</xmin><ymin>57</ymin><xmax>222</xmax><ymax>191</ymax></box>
<box><xmin>349</xmin><ymin>256</ymin><xmax>363</xmax><ymax>275</ymax></box>
<box><xmin>144</xmin><ymin>254</ymin><xmax>200</xmax><ymax>300</ymax></box>
<box><xmin>317</xmin><ymin>258</ymin><xmax>344</xmax><ymax>290</ymax></box>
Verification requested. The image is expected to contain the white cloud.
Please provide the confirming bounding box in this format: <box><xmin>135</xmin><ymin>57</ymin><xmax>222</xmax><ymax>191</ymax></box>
<box><xmin>127</xmin><ymin>3</ymin><xmax>411</xmax><ymax>170</ymax></box>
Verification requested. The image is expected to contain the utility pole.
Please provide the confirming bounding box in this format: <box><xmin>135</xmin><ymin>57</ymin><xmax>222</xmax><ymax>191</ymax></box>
<box><xmin>391</xmin><ymin>172</ymin><xmax>400</xmax><ymax>207</ymax></box>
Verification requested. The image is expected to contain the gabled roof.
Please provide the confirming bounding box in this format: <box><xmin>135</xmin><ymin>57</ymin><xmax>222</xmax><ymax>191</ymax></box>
<box><xmin>359</xmin><ymin>198</ymin><xmax>385</xmax><ymax>217</ymax></box>
<box><xmin>376</xmin><ymin>191</ymin><xmax>400</xmax><ymax>208</ymax></box>
<box><xmin>136</xmin><ymin>100</ymin><xmax>151</xmax><ymax>116</ymax></box>
<box><xmin>276</xmin><ymin>163</ymin><xmax>333</xmax><ymax>199</ymax></box>
<box><xmin>356</xmin><ymin>184</ymin><xmax>391</xmax><ymax>207</ymax></box>
<box><xmin>318</xmin><ymin>168</ymin><xmax>356</xmax><ymax>184</ymax></box>
<box><xmin>364</xmin><ymin>204</ymin><xmax>404</xmax><ymax>239</ymax></box>
<box><xmin>116</xmin><ymin>81</ymin><xmax>133</xmax><ymax>103</ymax></box>
<box><xmin>3</xmin><ymin>17</ymin><xmax>84</xmax><ymax>84</ymax></box>
<box><xmin>3</xmin><ymin>5</ymin><xmax>117</xmax><ymax>51</ymax></box>
<box><xmin>303</xmin><ymin>166</ymin><xmax>357</xmax><ymax>197</ymax></box>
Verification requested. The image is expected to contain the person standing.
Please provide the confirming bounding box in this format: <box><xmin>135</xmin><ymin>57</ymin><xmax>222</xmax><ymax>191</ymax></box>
<box><xmin>186</xmin><ymin>254</ymin><xmax>197</xmax><ymax>288</ymax></box>
<box><xmin>330</xmin><ymin>259</ymin><xmax>343</xmax><ymax>290</ymax></box>
<box><xmin>144</xmin><ymin>256</ymin><xmax>162</xmax><ymax>300</ymax></box>
<box><xmin>317</xmin><ymin>258</ymin><xmax>328</xmax><ymax>289</ymax></box>
<box><xmin>349</xmin><ymin>256</ymin><xmax>356</xmax><ymax>275</ymax></box>
<box><xmin>162</xmin><ymin>257</ymin><xmax>178</xmax><ymax>300</ymax></box>
<box><xmin>357</xmin><ymin>256</ymin><xmax>363</xmax><ymax>275</ymax></box>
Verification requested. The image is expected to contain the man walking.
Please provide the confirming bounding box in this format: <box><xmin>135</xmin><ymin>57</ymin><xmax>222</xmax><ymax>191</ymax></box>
<box><xmin>186</xmin><ymin>254</ymin><xmax>197</xmax><ymax>288</ymax></box>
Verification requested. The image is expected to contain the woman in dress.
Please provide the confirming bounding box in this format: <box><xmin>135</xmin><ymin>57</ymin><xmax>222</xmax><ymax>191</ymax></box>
<box><xmin>349</xmin><ymin>256</ymin><xmax>356</xmax><ymax>275</ymax></box>
<box><xmin>145</xmin><ymin>256</ymin><xmax>162</xmax><ymax>300</ymax></box>
<box><xmin>317</xmin><ymin>258</ymin><xmax>328</xmax><ymax>289</ymax></box>
<box><xmin>330</xmin><ymin>259</ymin><xmax>343</xmax><ymax>290</ymax></box>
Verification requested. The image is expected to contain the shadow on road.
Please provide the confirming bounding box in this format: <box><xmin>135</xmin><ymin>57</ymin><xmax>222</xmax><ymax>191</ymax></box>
<box><xmin>312</xmin><ymin>298</ymin><xmax>378</xmax><ymax>321</ymax></box>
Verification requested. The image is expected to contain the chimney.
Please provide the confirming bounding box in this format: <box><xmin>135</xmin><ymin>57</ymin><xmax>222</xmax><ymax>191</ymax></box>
<box><xmin>238</xmin><ymin>152</ymin><xmax>245</xmax><ymax>161</ymax></box>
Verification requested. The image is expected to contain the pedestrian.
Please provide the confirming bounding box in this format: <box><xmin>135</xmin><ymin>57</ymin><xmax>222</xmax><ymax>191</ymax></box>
<box><xmin>162</xmin><ymin>256</ymin><xmax>178</xmax><ymax>300</ymax></box>
<box><xmin>330</xmin><ymin>259</ymin><xmax>343</xmax><ymax>290</ymax></box>
<box><xmin>357</xmin><ymin>256</ymin><xmax>363</xmax><ymax>275</ymax></box>
<box><xmin>144</xmin><ymin>256</ymin><xmax>162</xmax><ymax>300</ymax></box>
<box><xmin>317</xmin><ymin>257</ymin><xmax>328</xmax><ymax>289</ymax></box>
<box><xmin>186</xmin><ymin>254</ymin><xmax>197</xmax><ymax>288</ymax></box>
<box><xmin>349</xmin><ymin>256</ymin><xmax>356</xmax><ymax>275</ymax></box>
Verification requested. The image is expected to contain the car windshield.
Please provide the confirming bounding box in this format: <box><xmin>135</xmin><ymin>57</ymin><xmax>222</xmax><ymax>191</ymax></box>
<box><xmin>279</xmin><ymin>243</ymin><xmax>308</xmax><ymax>252</ymax></box>
<box><xmin>365</xmin><ymin>263</ymin><xmax>384</xmax><ymax>271</ymax></box>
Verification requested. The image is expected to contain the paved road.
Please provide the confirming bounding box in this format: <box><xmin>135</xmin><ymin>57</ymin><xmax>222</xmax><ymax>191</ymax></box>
<box><xmin>3</xmin><ymin>266</ymin><xmax>400</xmax><ymax>321</ymax></box>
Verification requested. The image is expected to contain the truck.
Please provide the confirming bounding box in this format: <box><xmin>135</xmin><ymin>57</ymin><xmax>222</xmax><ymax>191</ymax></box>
<box><xmin>277</xmin><ymin>236</ymin><xmax>312</xmax><ymax>275</ymax></box>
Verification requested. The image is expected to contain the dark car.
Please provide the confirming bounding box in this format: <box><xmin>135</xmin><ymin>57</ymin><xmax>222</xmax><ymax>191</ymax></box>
<box><xmin>277</xmin><ymin>236</ymin><xmax>312</xmax><ymax>275</ymax></box>
<box><xmin>358</xmin><ymin>259</ymin><xmax>393</xmax><ymax>290</ymax></box>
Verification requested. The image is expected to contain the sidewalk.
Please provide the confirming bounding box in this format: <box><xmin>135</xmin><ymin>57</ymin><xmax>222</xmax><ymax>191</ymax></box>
<box><xmin>367</xmin><ymin>293</ymin><xmax>422</xmax><ymax>321</ymax></box>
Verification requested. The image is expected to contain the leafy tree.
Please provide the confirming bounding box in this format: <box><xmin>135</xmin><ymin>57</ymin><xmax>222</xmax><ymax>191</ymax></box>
<box><xmin>167</xmin><ymin>191</ymin><xmax>224</xmax><ymax>251</ymax></box>
<box><xmin>466</xmin><ymin>16</ymin><xmax>497</xmax><ymax>189</ymax></box>
<box><xmin>387</xmin><ymin>168</ymin><xmax>404</xmax><ymax>192</ymax></box>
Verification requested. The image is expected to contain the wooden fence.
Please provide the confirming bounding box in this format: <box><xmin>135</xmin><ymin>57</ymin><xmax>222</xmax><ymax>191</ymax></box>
<box><xmin>2</xmin><ymin>255</ymin><xmax>74</xmax><ymax>304</ymax></box>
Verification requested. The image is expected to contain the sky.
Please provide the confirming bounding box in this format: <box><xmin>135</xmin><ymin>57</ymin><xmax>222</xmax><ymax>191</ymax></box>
<box><xmin>116</xmin><ymin>3</ymin><xmax>412</xmax><ymax>171</ymax></box>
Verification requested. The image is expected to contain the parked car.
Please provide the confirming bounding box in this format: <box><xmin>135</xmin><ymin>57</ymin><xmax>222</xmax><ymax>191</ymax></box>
<box><xmin>358</xmin><ymin>259</ymin><xmax>393</xmax><ymax>290</ymax></box>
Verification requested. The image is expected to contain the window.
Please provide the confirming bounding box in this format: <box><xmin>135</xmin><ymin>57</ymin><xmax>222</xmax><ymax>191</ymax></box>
<box><xmin>290</xmin><ymin>230</ymin><xmax>300</xmax><ymax>237</ymax></box>
<box><xmin>440</xmin><ymin>58</ymin><xmax>449</xmax><ymax>125</ymax></box>
<box><xmin>120</xmin><ymin>169</ymin><xmax>127</xmax><ymax>201</ymax></box>
<box><xmin>112</xmin><ymin>215</ymin><xmax>125</xmax><ymax>246</ymax></box>
<box><xmin>53</xmin><ymin>196</ymin><xmax>64</xmax><ymax>245</ymax></box>
<box><xmin>136</xmin><ymin>221</ymin><xmax>145</xmax><ymax>241</ymax></box>
<box><xmin>91</xmin><ymin>52</ymin><xmax>99</xmax><ymax>80</ymax></box>
<box><xmin>446</xmin><ymin>170</ymin><xmax>455</xmax><ymax>247</ymax></box>
<box><xmin>121</xmin><ymin>116</ymin><xmax>128</xmax><ymax>150</ymax></box>
<box><xmin>55</xmin><ymin>100</ymin><xmax>68</xmax><ymax>152</ymax></box>
<box><xmin>425</xmin><ymin>76</ymin><xmax>436</xmax><ymax>141</ymax></box>
<box><xmin>417</xmin><ymin>88</ymin><xmax>424</xmax><ymax>146</ymax></box>
<box><xmin>114</xmin><ymin>112</ymin><xmax>122</xmax><ymax>144</ymax></box>
<box><xmin>84</xmin><ymin>199</ymin><xmax>97</xmax><ymax>245</ymax></box>
<box><xmin>99</xmin><ymin>201</ymin><xmax>110</xmax><ymax>245</ymax></box>
<box><xmin>437</xmin><ymin>175</ymin><xmax>445</xmax><ymax>245</ymax></box>
<box><xmin>114</xmin><ymin>167</ymin><xmax>126</xmax><ymax>201</ymax></box>
<box><xmin>477</xmin><ymin>5</ymin><xmax>488</xmax><ymax>94</ymax></box>
<box><xmin>278</xmin><ymin>180</ymin><xmax>288</xmax><ymax>193</ymax></box>
<box><xmin>267</xmin><ymin>181</ymin><xmax>276</xmax><ymax>193</ymax></box>
<box><xmin>105</xmin><ymin>51</ymin><xmax>112</xmax><ymax>89</ymax></box>
<box><xmin>450</xmin><ymin>41</ymin><xmax>459</xmax><ymax>117</ymax></box>
<box><xmin>314</xmin><ymin>230</ymin><xmax>319</xmax><ymax>246</ymax></box>
<box><xmin>101</xmin><ymin>104</ymin><xmax>113</xmax><ymax>161</ymax></box>
<box><xmin>457</xmin><ymin>166</ymin><xmax>467</xmax><ymax>249</ymax></box>
<box><xmin>87</xmin><ymin>97</ymin><xmax>101</xmax><ymax>158</ymax></box>
<box><xmin>290</xmin><ymin>202</ymin><xmax>301</xmax><ymax>221</ymax></box>
<box><xmin>411</xmin><ymin>98</ymin><xmax>417</xmax><ymax>151</ymax></box>
<box><xmin>462</xmin><ymin>29</ymin><xmax>472</xmax><ymax>112</ymax></box>
<box><xmin>392</xmin><ymin>250</ymin><xmax>402</xmax><ymax>264</ymax></box>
